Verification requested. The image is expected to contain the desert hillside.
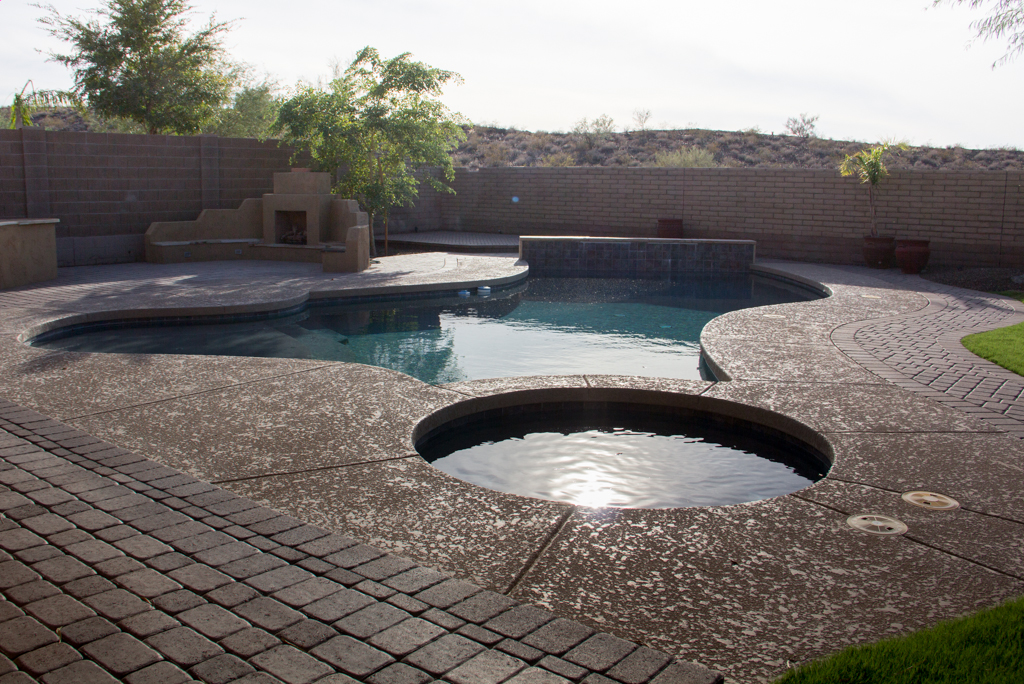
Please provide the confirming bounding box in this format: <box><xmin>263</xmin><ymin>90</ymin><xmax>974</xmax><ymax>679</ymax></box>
<box><xmin>8</xmin><ymin>107</ymin><xmax>1024</xmax><ymax>171</ymax></box>
<box><xmin>453</xmin><ymin>125</ymin><xmax>1024</xmax><ymax>171</ymax></box>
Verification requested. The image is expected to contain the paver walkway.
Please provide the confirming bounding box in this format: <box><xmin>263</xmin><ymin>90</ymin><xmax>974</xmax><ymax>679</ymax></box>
<box><xmin>0</xmin><ymin>399</ymin><xmax>718</xmax><ymax>684</ymax></box>
<box><xmin>830</xmin><ymin>269</ymin><xmax>1024</xmax><ymax>438</ymax></box>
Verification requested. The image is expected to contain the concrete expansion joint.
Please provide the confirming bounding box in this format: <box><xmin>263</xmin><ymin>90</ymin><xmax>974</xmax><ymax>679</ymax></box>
<box><xmin>901</xmin><ymin>533</ymin><xmax>1024</xmax><ymax>582</ymax></box>
<box><xmin>821</xmin><ymin>474</ymin><xmax>1024</xmax><ymax>527</ymax></box>
<box><xmin>61</xmin><ymin>361</ymin><xmax>341</xmax><ymax>422</ymax></box>
<box><xmin>504</xmin><ymin>508</ymin><xmax>576</xmax><ymax>598</ymax></box>
<box><xmin>210</xmin><ymin>455</ymin><xmax>422</xmax><ymax>485</ymax></box>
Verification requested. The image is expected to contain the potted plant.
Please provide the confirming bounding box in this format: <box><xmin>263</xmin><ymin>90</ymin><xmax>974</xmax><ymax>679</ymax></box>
<box><xmin>894</xmin><ymin>237</ymin><xmax>931</xmax><ymax>274</ymax></box>
<box><xmin>839</xmin><ymin>140</ymin><xmax>908</xmax><ymax>268</ymax></box>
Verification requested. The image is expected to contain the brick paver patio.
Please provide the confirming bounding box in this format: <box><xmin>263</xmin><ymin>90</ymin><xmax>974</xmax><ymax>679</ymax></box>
<box><xmin>830</xmin><ymin>269</ymin><xmax>1024</xmax><ymax>438</ymax></box>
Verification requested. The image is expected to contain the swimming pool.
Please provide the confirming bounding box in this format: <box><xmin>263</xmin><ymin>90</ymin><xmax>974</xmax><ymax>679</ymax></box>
<box><xmin>32</xmin><ymin>274</ymin><xmax>821</xmax><ymax>384</ymax></box>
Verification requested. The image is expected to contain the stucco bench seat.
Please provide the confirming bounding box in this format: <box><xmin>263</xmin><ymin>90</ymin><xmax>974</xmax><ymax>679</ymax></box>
<box><xmin>150</xmin><ymin>238</ymin><xmax>262</xmax><ymax>247</ymax></box>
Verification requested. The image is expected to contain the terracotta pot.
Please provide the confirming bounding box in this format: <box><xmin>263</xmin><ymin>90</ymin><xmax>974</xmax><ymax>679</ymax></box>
<box><xmin>895</xmin><ymin>239</ymin><xmax>931</xmax><ymax>274</ymax></box>
<box><xmin>862</xmin><ymin>236</ymin><xmax>895</xmax><ymax>269</ymax></box>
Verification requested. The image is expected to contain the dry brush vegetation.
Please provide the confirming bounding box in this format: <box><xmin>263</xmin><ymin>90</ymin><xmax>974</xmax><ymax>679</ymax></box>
<box><xmin>10</xmin><ymin>107</ymin><xmax>1024</xmax><ymax>172</ymax></box>
<box><xmin>453</xmin><ymin>125</ymin><xmax>1024</xmax><ymax>171</ymax></box>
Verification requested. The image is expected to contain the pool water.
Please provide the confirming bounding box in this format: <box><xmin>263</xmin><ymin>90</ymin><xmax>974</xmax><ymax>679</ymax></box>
<box><xmin>416</xmin><ymin>405</ymin><xmax>830</xmax><ymax>508</ymax></box>
<box><xmin>33</xmin><ymin>275</ymin><xmax>818</xmax><ymax>384</ymax></box>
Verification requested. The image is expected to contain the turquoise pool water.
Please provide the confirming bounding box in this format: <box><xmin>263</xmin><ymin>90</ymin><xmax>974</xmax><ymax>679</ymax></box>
<box><xmin>33</xmin><ymin>275</ymin><xmax>819</xmax><ymax>384</ymax></box>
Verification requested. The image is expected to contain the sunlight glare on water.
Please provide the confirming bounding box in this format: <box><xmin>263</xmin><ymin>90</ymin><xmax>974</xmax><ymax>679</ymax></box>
<box><xmin>426</xmin><ymin>426</ymin><xmax>827</xmax><ymax>508</ymax></box>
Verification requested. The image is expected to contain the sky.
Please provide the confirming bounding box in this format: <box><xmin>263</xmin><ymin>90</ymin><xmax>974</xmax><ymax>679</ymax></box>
<box><xmin>3</xmin><ymin>0</ymin><xmax>1023</xmax><ymax>149</ymax></box>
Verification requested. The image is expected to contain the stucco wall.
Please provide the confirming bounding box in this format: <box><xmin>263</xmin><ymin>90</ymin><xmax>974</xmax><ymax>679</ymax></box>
<box><xmin>0</xmin><ymin>129</ymin><xmax>296</xmax><ymax>266</ymax></box>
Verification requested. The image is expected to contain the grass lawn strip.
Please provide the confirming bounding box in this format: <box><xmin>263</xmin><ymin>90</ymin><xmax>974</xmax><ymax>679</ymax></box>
<box><xmin>960</xmin><ymin>291</ymin><xmax>1024</xmax><ymax>378</ymax></box>
<box><xmin>773</xmin><ymin>595</ymin><xmax>1024</xmax><ymax>684</ymax></box>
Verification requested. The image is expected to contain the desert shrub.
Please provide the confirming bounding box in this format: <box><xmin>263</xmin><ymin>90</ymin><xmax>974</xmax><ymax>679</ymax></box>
<box><xmin>527</xmin><ymin>132</ymin><xmax>552</xmax><ymax>153</ymax></box>
<box><xmin>539</xmin><ymin>151</ymin><xmax>575</xmax><ymax>167</ymax></box>
<box><xmin>650</xmin><ymin>147</ymin><xmax>716</xmax><ymax>168</ymax></box>
<box><xmin>784</xmin><ymin>113</ymin><xmax>818</xmax><ymax>138</ymax></box>
<box><xmin>631</xmin><ymin>108</ymin><xmax>651</xmax><ymax>132</ymax></box>
<box><xmin>482</xmin><ymin>141</ymin><xmax>512</xmax><ymax>166</ymax></box>
<box><xmin>572</xmin><ymin>114</ymin><xmax>616</xmax><ymax>152</ymax></box>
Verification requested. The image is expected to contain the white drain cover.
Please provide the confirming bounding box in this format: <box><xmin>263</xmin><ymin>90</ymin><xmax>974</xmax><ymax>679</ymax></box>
<box><xmin>847</xmin><ymin>514</ymin><xmax>908</xmax><ymax>536</ymax></box>
<box><xmin>902</xmin><ymin>491</ymin><xmax>960</xmax><ymax>510</ymax></box>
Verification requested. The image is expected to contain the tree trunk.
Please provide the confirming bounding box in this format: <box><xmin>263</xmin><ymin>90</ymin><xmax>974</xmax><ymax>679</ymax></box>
<box><xmin>868</xmin><ymin>184</ymin><xmax>878</xmax><ymax>237</ymax></box>
<box><xmin>367</xmin><ymin>209</ymin><xmax>377</xmax><ymax>257</ymax></box>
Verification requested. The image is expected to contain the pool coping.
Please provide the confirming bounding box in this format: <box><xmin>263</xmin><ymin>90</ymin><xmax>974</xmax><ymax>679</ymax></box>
<box><xmin>1</xmin><ymin>255</ymin><xmax>1023</xmax><ymax>683</ymax></box>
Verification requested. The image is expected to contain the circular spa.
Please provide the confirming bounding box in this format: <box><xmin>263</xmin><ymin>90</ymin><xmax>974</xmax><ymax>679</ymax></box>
<box><xmin>414</xmin><ymin>393</ymin><xmax>832</xmax><ymax>508</ymax></box>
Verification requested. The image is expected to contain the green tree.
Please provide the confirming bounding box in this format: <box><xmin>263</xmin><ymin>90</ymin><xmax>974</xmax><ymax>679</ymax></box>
<box><xmin>934</xmin><ymin>0</ymin><xmax>1024</xmax><ymax>66</ymax></box>
<box><xmin>209</xmin><ymin>79</ymin><xmax>283</xmax><ymax>140</ymax></box>
<box><xmin>39</xmin><ymin>0</ymin><xmax>235</xmax><ymax>134</ymax></box>
<box><xmin>839</xmin><ymin>141</ymin><xmax>908</xmax><ymax>237</ymax></box>
<box><xmin>276</xmin><ymin>47</ymin><xmax>467</xmax><ymax>255</ymax></box>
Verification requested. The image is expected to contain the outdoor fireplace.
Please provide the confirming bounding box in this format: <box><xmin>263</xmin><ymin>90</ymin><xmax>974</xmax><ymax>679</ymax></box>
<box><xmin>275</xmin><ymin>211</ymin><xmax>307</xmax><ymax>245</ymax></box>
<box><xmin>261</xmin><ymin>170</ymin><xmax>333</xmax><ymax>248</ymax></box>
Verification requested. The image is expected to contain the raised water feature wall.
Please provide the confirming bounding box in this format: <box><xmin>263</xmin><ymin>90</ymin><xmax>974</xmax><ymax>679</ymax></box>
<box><xmin>520</xmin><ymin>237</ymin><xmax>756</xmax><ymax>277</ymax></box>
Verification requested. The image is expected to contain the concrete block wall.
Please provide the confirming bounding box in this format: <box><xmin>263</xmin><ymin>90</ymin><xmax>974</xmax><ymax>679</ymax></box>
<box><xmin>389</xmin><ymin>167</ymin><xmax>1024</xmax><ymax>267</ymax></box>
<box><xmin>0</xmin><ymin>129</ymin><xmax>296</xmax><ymax>266</ymax></box>
<box><xmin>3</xmin><ymin>130</ymin><xmax>1022</xmax><ymax>269</ymax></box>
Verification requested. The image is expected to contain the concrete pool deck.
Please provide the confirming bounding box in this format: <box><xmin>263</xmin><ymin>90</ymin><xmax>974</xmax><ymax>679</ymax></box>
<box><xmin>1</xmin><ymin>254</ymin><xmax>1023</xmax><ymax>683</ymax></box>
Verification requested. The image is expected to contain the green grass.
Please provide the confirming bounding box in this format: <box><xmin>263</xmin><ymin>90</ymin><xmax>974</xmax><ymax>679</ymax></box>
<box><xmin>773</xmin><ymin>596</ymin><xmax>1024</xmax><ymax>684</ymax></box>
<box><xmin>960</xmin><ymin>291</ymin><xmax>1024</xmax><ymax>378</ymax></box>
<box><xmin>992</xmin><ymin>290</ymin><xmax>1024</xmax><ymax>304</ymax></box>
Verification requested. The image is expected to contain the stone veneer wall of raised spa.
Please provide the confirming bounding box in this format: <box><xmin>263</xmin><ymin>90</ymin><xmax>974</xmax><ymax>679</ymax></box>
<box><xmin>519</xmin><ymin>236</ymin><xmax>756</xmax><ymax>277</ymax></box>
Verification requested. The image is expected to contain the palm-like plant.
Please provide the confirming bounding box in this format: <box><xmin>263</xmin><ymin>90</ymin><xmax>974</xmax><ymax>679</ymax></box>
<box><xmin>8</xmin><ymin>81</ymin><xmax>81</xmax><ymax>129</ymax></box>
<box><xmin>839</xmin><ymin>141</ymin><xmax>909</xmax><ymax>236</ymax></box>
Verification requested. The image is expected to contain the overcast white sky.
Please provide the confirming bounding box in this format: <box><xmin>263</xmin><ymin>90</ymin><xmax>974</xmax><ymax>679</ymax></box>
<box><xmin>3</xmin><ymin>0</ymin><xmax>1022</xmax><ymax>148</ymax></box>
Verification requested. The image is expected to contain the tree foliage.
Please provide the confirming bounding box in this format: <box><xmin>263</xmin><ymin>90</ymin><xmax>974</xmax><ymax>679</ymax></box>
<box><xmin>839</xmin><ymin>141</ymin><xmax>908</xmax><ymax>236</ymax></box>
<box><xmin>209</xmin><ymin>79</ymin><xmax>283</xmax><ymax>140</ymax></box>
<box><xmin>934</xmin><ymin>0</ymin><xmax>1024</xmax><ymax>66</ymax></box>
<box><xmin>276</xmin><ymin>47</ymin><xmax>467</xmax><ymax>254</ymax></box>
<box><xmin>6</xmin><ymin>80</ymin><xmax>80</xmax><ymax>129</ymax></box>
<box><xmin>39</xmin><ymin>0</ymin><xmax>235</xmax><ymax>134</ymax></box>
